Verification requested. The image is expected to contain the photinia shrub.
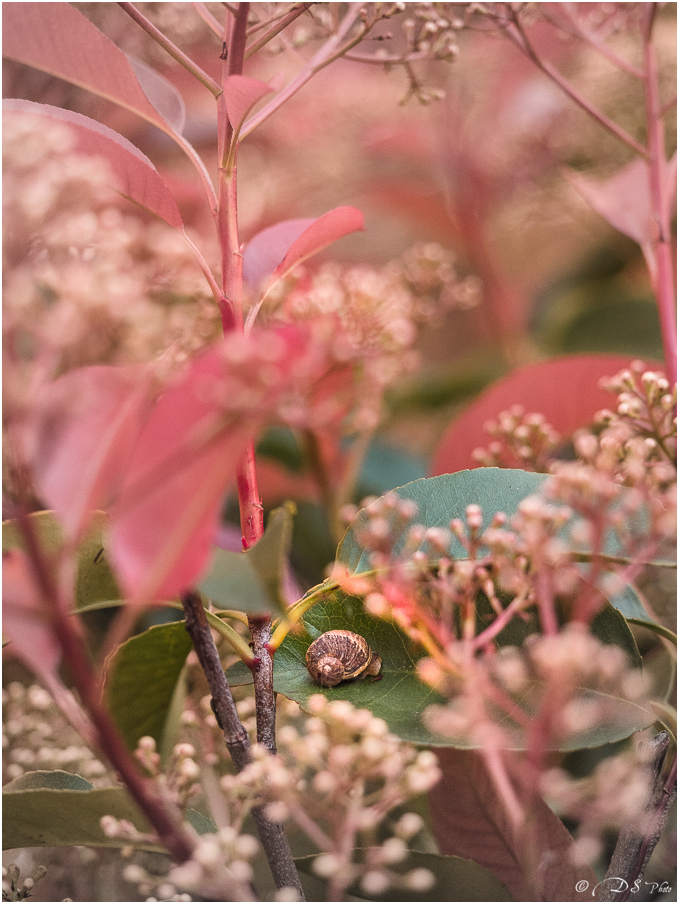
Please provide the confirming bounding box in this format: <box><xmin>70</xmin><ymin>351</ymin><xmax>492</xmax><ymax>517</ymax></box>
<box><xmin>2</xmin><ymin>4</ymin><xmax>676</xmax><ymax>903</ymax></box>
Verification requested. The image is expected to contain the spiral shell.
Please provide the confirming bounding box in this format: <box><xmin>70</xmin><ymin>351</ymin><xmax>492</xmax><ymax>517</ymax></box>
<box><xmin>305</xmin><ymin>630</ymin><xmax>382</xmax><ymax>688</ymax></box>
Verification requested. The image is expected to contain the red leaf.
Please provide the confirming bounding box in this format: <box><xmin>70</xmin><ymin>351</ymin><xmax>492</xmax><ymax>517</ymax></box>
<box><xmin>243</xmin><ymin>207</ymin><xmax>365</xmax><ymax>295</ymax></box>
<box><xmin>429</xmin><ymin>749</ymin><xmax>596</xmax><ymax>901</ymax></box>
<box><xmin>27</xmin><ymin>367</ymin><xmax>151</xmax><ymax>542</ymax></box>
<box><xmin>430</xmin><ymin>354</ymin><xmax>654</xmax><ymax>476</ymax></box>
<box><xmin>108</xmin><ymin>348</ymin><xmax>260</xmax><ymax>603</ymax></box>
<box><xmin>225</xmin><ymin>74</ymin><xmax>274</xmax><ymax>136</ymax></box>
<box><xmin>3</xmin><ymin>100</ymin><xmax>184</xmax><ymax>231</ymax></box>
<box><xmin>3</xmin><ymin>548</ymin><xmax>61</xmax><ymax>683</ymax></box>
<box><xmin>2</xmin><ymin>3</ymin><xmax>171</xmax><ymax>135</ymax></box>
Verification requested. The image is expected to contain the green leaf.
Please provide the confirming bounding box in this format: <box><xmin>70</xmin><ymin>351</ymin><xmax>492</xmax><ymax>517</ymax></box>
<box><xmin>3</xmin><ymin>770</ymin><xmax>94</xmax><ymax>792</ymax></box>
<box><xmin>295</xmin><ymin>849</ymin><xmax>514</xmax><ymax>902</ymax></box>
<box><xmin>356</xmin><ymin>440</ymin><xmax>426</xmax><ymax>499</ymax></box>
<box><xmin>339</xmin><ymin>470</ymin><xmax>672</xmax><ymax>572</ymax></box>
<box><xmin>185</xmin><ymin>809</ymin><xmax>218</xmax><ymax>835</ymax></box>
<box><xmin>2</xmin><ymin>773</ymin><xmax>162</xmax><ymax>852</ymax></box>
<box><xmin>103</xmin><ymin>621</ymin><xmax>192</xmax><ymax>751</ymax></box>
<box><xmin>199</xmin><ymin>503</ymin><xmax>295</xmax><ymax>615</ymax></box>
<box><xmin>235</xmin><ymin>589</ymin><xmax>447</xmax><ymax>746</ymax></box>
<box><xmin>340</xmin><ymin>471</ymin><xmax>547</xmax><ymax>576</ymax></box>
<box><xmin>2</xmin><ymin>510</ymin><xmax>122</xmax><ymax>610</ymax></box>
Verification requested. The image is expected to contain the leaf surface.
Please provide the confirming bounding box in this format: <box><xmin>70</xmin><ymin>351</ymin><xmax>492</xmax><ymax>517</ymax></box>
<box><xmin>243</xmin><ymin>207</ymin><xmax>364</xmax><ymax>296</ymax></box>
<box><xmin>103</xmin><ymin>621</ymin><xmax>192</xmax><ymax>751</ymax></box>
<box><xmin>430</xmin><ymin>355</ymin><xmax>645</xmax><ymax>476</ymax></box>
<box><xmin>199</xmin><ymin>504</ymin><xmax>295</xmax><ymax>615</ymax></box>
<box><xmin>225</xmin><ymin>74</ymin><xmax>274</xmax><ymax>135</ymax></box>
<box><xmin>2</xmin><ymin>3</ymin><xmax>172</xmax><ymax>134</ymax></box>
<box><xmin>108</xmin><ymin>348</ymin><xmax>259</xmax><ymax>603</ymax></box>
<box><xmin>295</xmin><ymin>849</ymin><xmax>513</xmax><ymax>902</ymax></box>
<box><xmin>428</xmin><ymin>749</ymin><xmax>597</xmax><ymax>902</ymax></box>
<box><xmin>3</xmin><ymin>510</ymin><xmax>122</xmax><ymax>611</ymax></box>
<box><xmin>128</xmin><ymin>55</ymin><xmax>186</xmax><ymax>135</ymax></box>
<box><xmin>26</xmin><ymin>366</ymin><xmax>151</xmax><ymax>542</ymax></box>
<box><xmin>2</xmin><ymin>776</ymin><xmax>160</xmax><ymax>852</ymax></box>
<box><xmin>4</xmin><ymin>100</ymin><xmax>184</xmax><ymax>230</ymax></box>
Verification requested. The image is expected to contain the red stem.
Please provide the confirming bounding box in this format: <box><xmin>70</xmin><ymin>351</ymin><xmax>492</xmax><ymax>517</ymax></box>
<box><xmin>18</xmin><ymin>513</ymin><xmax>195</xmax><ymax>863</ymax></box>
<box><xmin>642</xmin><ymin>7</ymin><xmax>677</xmax><ymax>380</ymax></box>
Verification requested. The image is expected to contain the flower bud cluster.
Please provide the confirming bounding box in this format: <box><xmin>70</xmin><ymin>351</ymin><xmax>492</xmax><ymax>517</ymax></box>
<box><xmin>472</xmin><ymin>405</ymin><xmax>561</xmax><ymax>472</ymax></box>
<box><xmin>133</xmin><ymin>736</ymin><xmax>202</xmax><ymax>809</ymax></box>
<box><xmin>2</xmin><ymin>863</ymin><xmax>48</xmax><ymax>902</ymax></box>
<box><xmin>2</xmin><ymin>682</ymin><xmax>109</xmax><ymax>785</ymax></box>
<box><xmin>425</xmin><ymin>623</ymin><xmax>648</xmax><ymax>752</ymax></box>
<box><xmin>220</xmin><ymin>696</ymin><xmax>440</xmax><ymax>898</ymax></box>
<box><xmin>3</xmin><ymin>111</ymin><xmax>220</xmax><ymax>420</ymax></box>
<box><xmin>540</xmin><ymin>743</ymin><xmax>653</xmax><ymax>865</ymax></box>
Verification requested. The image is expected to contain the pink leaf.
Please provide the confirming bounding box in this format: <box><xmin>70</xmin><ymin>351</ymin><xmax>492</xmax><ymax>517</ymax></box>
<box><xmin>128</xmin><ymin>56</ymin><xmax>186</xmax><ymax>135</ymax></box>
<box><xmin>27</xmin><ymin>367</ymin><xmax>151</xmax><ymax>542</ymax></box>
<box><xmin>109</xmin><ymin>349</ymin><xmax>260</xmax><ymax>603</ymax></box>
<box><xmin>2</xmin><ymin>3</ymin><xmax>172</xmax><ymax>135</ymax></box>
<box><xmin>3</xmin><ymin>548</ymin><xmax>62</xmax><ymax>683</ymax></box>
<box><xmin>566</xmin><ymin>160</ymin><xmax>658</xmax><ymax>266</ymax></box>
<box><xmin>3</xmin><ymin>100</ymin><xmax>184</xmax><ymax>231</ymax></box>
<box><xmin>225</xmin><ymin>74</ymin><xmax>274</xmax><ymax>136</ymax></box>
<box><xmin>243</xmin><ymin>207</ymin><xmax>365</xmax><ymax>294</ymax></box>
<box><xmin>243</xmin><ymin>218</ymin><xmax>314</xmax><ymax>290</ymax></box>
<box><xmin>430</xmin><ymin>354</ymin><xmax>655</xmax><ymax>476</ymax></box>
<box><xmin>429</xmin><ymin>749</ymin><xmax>596</xmax><ymax>901</ymax></box>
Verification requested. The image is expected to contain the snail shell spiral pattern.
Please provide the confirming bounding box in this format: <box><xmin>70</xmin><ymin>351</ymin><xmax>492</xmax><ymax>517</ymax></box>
<box><xmin>305</xmin><ymin>629</ymin><xmax>382</xmax><ymax>688</ymax></box>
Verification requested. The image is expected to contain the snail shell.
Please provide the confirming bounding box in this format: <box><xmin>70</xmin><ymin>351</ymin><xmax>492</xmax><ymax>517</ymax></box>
<box><xmin>305</xmin><ymin>629</ymin><xmax>382</xmax><ymax>688</ymax></box>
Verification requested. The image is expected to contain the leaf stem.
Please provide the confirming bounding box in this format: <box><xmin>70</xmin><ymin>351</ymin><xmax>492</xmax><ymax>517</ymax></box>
<box><xmin>117</xmin><ymin>2</ymin><xmax>222</xmax><ymax>96</ymax></box>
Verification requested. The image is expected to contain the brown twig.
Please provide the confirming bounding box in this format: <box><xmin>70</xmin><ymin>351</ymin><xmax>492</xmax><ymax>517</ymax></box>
<box><xmin>597</xmin><ymin>732</ymin><xmax>676</xmax><ymax>902</ymax></box>
<box><xmin>181</xmin><ymin>592</ymin><xmax>305</xmax><ymax>898</ymax></box>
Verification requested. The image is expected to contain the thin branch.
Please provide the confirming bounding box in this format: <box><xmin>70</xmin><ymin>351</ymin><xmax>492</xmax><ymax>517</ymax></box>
<box><xmin>245</xmin><ymin>3</ymin><xmax>313</xmax><ymax>59</ymax></box>
<box><xmin>17</xmin><ymin>511</ymin><xmax>198</xmax><ymax>866</ymax></box>
<box><xmin>505</xmin><ymin>10</ymin><xmax>649</xmax><ymax>159</ymax></box>
<box><xmin>240</xmin><ymin>3</ymin><xmax>365</xmax><ymax>140</ymax></box>
<box><xmin>598</xmin><ymin>733</ymin><xmax>676</xmax><ymax>902</ymax></box>
<box><xmin>117</xmin><ymin>2</ymin><xmax>222</xmax><ymax>96</ymax></box>
<box><xmin>642</xmin><ymin>9</ymin><xmax>677</xmax><ymax>379</ymax></box>
<box><xmin>181</xmin><ymin>592</ymin><xmax>305</xmax><ymax>898</ymax></box>
<box><xmin>192</xmin><ymin>1</ymin><xmax>223</xmax><ymax>38</ymax></box>
<box><xmin>542</xmin><ymin>5</ymin><xmax>644</xmax><ymax>79</ymax></box>
<box><xmin>659</xmin><ymin>94</ymin><xmax>677</xmax><ymax>118</ymax></box>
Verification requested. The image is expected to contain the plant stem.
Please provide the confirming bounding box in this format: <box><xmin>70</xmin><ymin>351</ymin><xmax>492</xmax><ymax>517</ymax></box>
<box><xmin>181</xmin><ymin>592</ymin><xmax>305</xmax><ymax>898</ymax></box>
<box><xmin>214</xmin><ymin>5</ymin><xmax>304</xmax><ymax>896</ymax></box>
<box><xmin>117</xmin><ymin>2</ymin><xmax>222</xmax><ymax>95</ymax></box>
<box><xmin>597</xmin><ymin>732</ymin><xmax>677</xmax><ymax>902</ymax></box>
<box><xmin>18</xmin><ymin>512</ymin><xmax>197</xmax><ymax>865</ymax></box>
<box><xmin>642</xmin><ymin>6</ymin><xmax>677</xmax><ymax>379</ymax></box>
<box><xmin>505</xmin><ymin>9</ymin><xmax>649</xmax><ymax>159</ymax></box>
<box><xmin>245</xmin><ymin>3</ymin><xmax>313</xmax><ymax>59</ymax></box>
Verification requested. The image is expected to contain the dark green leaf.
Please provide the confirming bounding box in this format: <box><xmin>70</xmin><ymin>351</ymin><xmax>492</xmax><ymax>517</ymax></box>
<box><xmin>104</xmin><ymin>621</ymin><xmax>192</xmax><ymax>751</ymax></box>
<box><xmin>295</xmin><ymin>849</ymin><xmax>514</xmax><ymax>902</ymax></box>
<box><xmin>2</xmin><ymin>778</ymin><xmax>161</xmax><ymax>852</ymax></box>
<box><xmin>199</xmin><ymin>503</ymin><xmax>295</xmax><ymax>615</ymax></box>
<box><xmin>256</xmin><ymin>427</ymin><xmax>305</xmax><ymax>472</ymax></box>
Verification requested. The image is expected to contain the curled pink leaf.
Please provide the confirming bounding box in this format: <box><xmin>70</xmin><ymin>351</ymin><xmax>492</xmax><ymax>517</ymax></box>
<box><xmin>243</xmin><ymin>206</ymin><xmax>365</xmax><ymax>297</ymax></box>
